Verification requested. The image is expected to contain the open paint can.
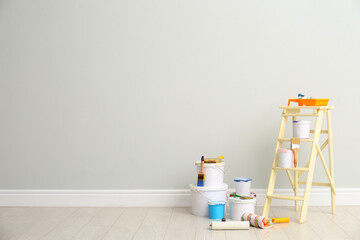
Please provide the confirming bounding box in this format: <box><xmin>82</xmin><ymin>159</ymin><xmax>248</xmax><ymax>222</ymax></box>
<box><xmin>208</xmin><ymin>201</ymin><xmax>225</xmax><ymax>219</ymax></box>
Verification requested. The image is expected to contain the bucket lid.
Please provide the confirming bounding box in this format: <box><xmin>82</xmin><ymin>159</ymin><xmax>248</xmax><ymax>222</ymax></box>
<box><xmin>208</xmin><ymin>200</ymin><xmax>226</xmax><ymax>206</ymax></box>
<box><xmin>278</xmin><ymin>148</ymin><xmax>292</xmax><ymax>153</ymax></box>
<box><xmin>293</xmin><ymin>120</ymin><xmax>311</xmax><ymax>124</ymax></box>
<box><xmin>229</xmin><ymin>197</ymin><xmax>256</xmax><ymax>204</ymax></box>
<box><xmin>189</xmin><ymin>184</ymin><xmax>228</xmax><ymax>192</ymax></box>
<box><xmin>234</xmin><ymin>178</ymin><xmax>252</xmax><ymax>182</ymax></box>
<box><xmin>195</xmin><ymin>161</ymin><xmax>225</xmax><ymax>167</ymax></box>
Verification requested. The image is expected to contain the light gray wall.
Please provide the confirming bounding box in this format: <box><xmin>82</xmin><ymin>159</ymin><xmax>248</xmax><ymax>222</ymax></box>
<box><xmin>0</xmin><ymin>0</ymin><xmax>359</xmax><ymax>189</ymax></box>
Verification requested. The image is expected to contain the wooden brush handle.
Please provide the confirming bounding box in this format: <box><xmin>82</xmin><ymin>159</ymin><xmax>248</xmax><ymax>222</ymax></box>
<box><xmin>200</xmin><ymin>159</ymin><xmax>204</xmax><ymax>173</ymax></box>
<box><xmin>291</xmin><ymin>149</ymin><xmax>298</xmax><ymax>167</ymax></box>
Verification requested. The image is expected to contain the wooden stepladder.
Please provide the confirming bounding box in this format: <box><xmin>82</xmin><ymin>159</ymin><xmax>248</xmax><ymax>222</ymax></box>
<box><xmin>262</xmin><ymin>106</ymin><xmax>335</xmax><ymax>223</ymax></box>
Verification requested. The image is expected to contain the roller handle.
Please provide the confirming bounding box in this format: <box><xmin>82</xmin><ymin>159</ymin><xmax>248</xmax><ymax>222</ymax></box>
<box><xmin>271</xmin><ymin>217</ymin><xmax>290</xmax><ymax>223</ymax></box>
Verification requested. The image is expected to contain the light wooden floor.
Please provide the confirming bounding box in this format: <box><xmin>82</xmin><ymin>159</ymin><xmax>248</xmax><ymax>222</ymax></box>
<box><xmin>0</xmin><ymin>206</ymin><xmax>359</xmax><ymax>240</ymax></box>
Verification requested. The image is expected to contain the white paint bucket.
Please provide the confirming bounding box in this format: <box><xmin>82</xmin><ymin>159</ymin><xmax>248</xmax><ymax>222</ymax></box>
<box><xmin>190</xmin><ymin>184</ymin><xmax>228</xmax><ymax>217</ymax></box>
<box><xmin>293</xmin><ymin>120</ymin><xmax>311</xmax><ymax>138</ymax></box>
<box><xmin>229</xmin><ymin>197</ymin><xmax>256</xmax><ymax>221</ymax></box>
<box><xmin>195</xmin><ymin>162</ymin><xmax>225</xmax><ymax>187</ymax></box>
<box><xmin>278</xmin><ymin>149</ymin><xmax>293</xmax><ymax>168</ymax></box>
<box><xmin>234</xmin><ymin>178</ymin><xmax>252</xmax><ymax>196</ymax></box>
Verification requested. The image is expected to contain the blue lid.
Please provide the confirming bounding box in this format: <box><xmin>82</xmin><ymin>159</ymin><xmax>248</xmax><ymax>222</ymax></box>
<box><xmin>234</xmin><ymin>178</ymin><xmax>252</xmax><ymax>182</ymax></box>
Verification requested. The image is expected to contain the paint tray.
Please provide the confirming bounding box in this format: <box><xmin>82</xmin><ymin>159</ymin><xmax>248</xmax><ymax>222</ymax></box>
<box><xmin>288</xmin><ymin>99</ymin><xmax>329</xmax><ymax>106</ymax></box>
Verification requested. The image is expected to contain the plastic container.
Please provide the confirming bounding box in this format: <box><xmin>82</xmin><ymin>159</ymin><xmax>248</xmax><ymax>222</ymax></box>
<box><xmin>288</xmin><ymin>99</ymin><xmax>329</xmax><ymax>106</ymax></box>
<box><xmin>208</xmin><ymin>201</ymin><xmax>225</xmax><ymax>219</ymax></box>
<box><xmin>278</xmin><ymin>148</ymin><xmax>293</xmax><ymax>168</ymax></box>
<box><xmin>293</xmin><ymin>120</ymin><xmax>311</xmax><ymax>138</ymax></box>
<box><xmin>190</xmin><ymin>184</ymin><xmax>228</xmax><ymax>217</ymax></box>
<box><xmin>234</xmin><ymin>178</ymin><xmax>252</xmax><ymax>196</ymax></box>
<box><xmin>195</xmin><ymin>161</ymin><xmax>225</xmax><ymax>187</ymax></box>
<box><xmin>229</xmin><ymin>197</ymin><xmax>256</xmax><ymax>221</ymax></box>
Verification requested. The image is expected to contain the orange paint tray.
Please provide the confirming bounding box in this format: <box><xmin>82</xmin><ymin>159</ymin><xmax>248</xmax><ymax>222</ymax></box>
<box><xmin>288</xmin><ymin>99</ymin><xmax>329</xmax><ymax>106</ymax></box>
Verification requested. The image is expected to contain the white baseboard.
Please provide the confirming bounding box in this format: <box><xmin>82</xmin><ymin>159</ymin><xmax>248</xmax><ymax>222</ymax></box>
<box><xmin>0</xmin><ymin>188</ymin><xmax>359</xmax><ymax>207</ymax></box>
<box><xmin>0</xmin><ymin>189</ymin><xmax>191</xmax><ymax>207</ymax></box>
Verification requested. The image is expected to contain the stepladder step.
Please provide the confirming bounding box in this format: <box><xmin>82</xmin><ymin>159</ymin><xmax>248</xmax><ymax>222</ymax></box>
<box><xmin>278</xmin><ymin>138</ymin><xmax>314</xmax><ymax>142</ymax></box>
<box><xmin>267</xmin><ymin>194</ymin><xmax>304</xmax><ymax>201</ymax></box>
<box><xmin>272</xmin><ymin>167</ymin><xmax>309</xmax><ymax>171</ymax></box>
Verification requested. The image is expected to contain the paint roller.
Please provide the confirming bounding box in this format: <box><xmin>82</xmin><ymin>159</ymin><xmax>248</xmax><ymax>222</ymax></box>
<box><xmin>242</xmin><ymin>212</ymin><xmax>290</xmax><ymax>229</ymax></box>
<box><xmin>210</xmin><ymin>221</ymin><xmax>250</xmax><ymax>230</ymax></box>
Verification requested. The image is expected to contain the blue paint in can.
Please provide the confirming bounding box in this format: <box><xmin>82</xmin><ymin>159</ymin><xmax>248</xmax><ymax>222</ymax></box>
<box><xmin>208</xmin><ymin>201</ymin><xmax>225</xmax><ymax>220</ymax></box>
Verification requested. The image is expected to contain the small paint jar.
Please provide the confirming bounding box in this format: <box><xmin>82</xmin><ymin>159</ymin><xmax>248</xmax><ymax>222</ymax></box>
<box><xmin>208</xmin><ymin>201</ymin><xmax>225</xmax><ymax>219</ymax></box>
<box><xmin>278</xmin><ymin>148</ymin><xmax>293</xmax><ymax>168</ymax></box>
<box><xmin>234</xmin><ymin>178</ymin><xmax>252</xmax><ymax>196</ymax></box>
<box><xmin>293</xmin><ymin>120</ymin><xmax>311</xmax><ymax>138</ymax></box>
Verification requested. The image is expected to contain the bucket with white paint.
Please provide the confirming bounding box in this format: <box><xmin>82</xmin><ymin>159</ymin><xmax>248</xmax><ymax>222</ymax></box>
<box><xmin>278</xmin><ymin>148</ymin><xmax>293</xmax><ymax>168</ymax></box>
<box><xmin>229</xmin><ymin>197</ymin><xmax>256</xmax><ymax>221</ymax></box>
<box><xmin>195</xmin><ymin>161</ymin><xmax>225</xmax><ymax>187</ymax></box>
<box><xmin>293</xmin><ymin>120</ymin><xmax>311</xmax><ymax>138</ymax></box>
<box><xmin>190</xmin><ymin>184</ymin><xmax>228</xmax><ymax>217</ymax></box>
<box><xmin>234</xmin><ymin>178</ymin><xmax>252</xmax><ymax>196</ymax></box>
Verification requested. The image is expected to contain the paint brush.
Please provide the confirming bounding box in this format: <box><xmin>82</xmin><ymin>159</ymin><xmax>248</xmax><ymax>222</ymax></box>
<box><xmin>291</xmin><ymin>138</ymin><xmax>300</xmax><ymax>167</ymax></box>
<box><xmin>229</xmin><ymin>194</ymin><xmax>253</xmax><ymax>200</ymax></box>
<box><xmin>197</xmin><ymin>156</ymin><xmax>205</xmax><ymax>186</ymax></box>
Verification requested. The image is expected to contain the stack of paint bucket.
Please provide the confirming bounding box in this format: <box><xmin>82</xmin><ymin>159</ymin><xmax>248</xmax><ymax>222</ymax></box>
<box><xmin>190</xmin><ymin>157</ymin><xmax>227</xmax><ymax>218</ymax></box>
<box><xmin>229</xmin><ymin>178</ymin><xmax>256</xmax><ymax>220</ymax></box>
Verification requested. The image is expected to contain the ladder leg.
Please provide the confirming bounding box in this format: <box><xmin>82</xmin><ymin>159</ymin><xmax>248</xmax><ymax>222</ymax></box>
<box><xmin>298</xmin><ymin>139</ymin><xmax>327</xmax><ymax>179</ymax></box>
<box><xmin>292</xmin><ymin>116</ymin><xmax>299</xmax><ymax>211</ymax></box>
<box><xmin>299</xmin><ymin>110</ymin><xmax>324</xmax><ymax>223</ymax></box>
<box><xmin>327</xmin><ymin>109</ymin><xmax>336</xmax><ymax>214</ymax></box>
<box><xmin>316</xmin><ymin>144</ymin><xmax>336</xmax><ymax>194</ymax></box>
<box><xmin>295</xmin><ymin>171</ymin><xmax>299</xmax><ymax>211</ymax></box>
<box><xmin>263</xmin><ymin>115</ymin><xmax>287</xmax><ymax>217</ymax></box>
<box><xmin>286</xmin><ymin>170</ymin><xmax>295</xmax><ymax>190</ymax></box>
<box><xmin>263</xmin><ymin>169</ymin><xmax>276</xmax><ymax>217</ymax></box>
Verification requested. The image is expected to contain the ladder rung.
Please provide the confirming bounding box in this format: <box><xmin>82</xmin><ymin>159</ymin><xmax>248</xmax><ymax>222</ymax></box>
<box><xmin>279</xmin><ymin>106</ymin><xmax>333</xmax><ymax>110</ymax></box>
<box><xmin>283</xmin><ymin>113</ymin><xmax>318</xmax><ymax>116</ymax></box>
<box><xmin>278</xmin><ymin>138</ymin><xmax>314</xmax><ymax>142</ymax></box>
<box><xmin>267</xmin><ymin>195</ymin><xmax>304</xmax><ymax>201</ymax></box>
<box><xmin>273</xmin><ymin>167</ymin><xmax>309</xmax><ymax>172</ymax></box>
<box><xmin>298</xmin><ymin>181</ymin><xmax>331</xmax><ymax>187</ymax></box>
<box><xmin>310</xmin><ymin>130</ymin><xmax>328</xmax><ymax>134</ymax></box>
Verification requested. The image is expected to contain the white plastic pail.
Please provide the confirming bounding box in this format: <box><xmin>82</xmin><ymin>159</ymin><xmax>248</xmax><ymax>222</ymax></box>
<box><xmin>278</xmin><ymin>149</ymin><xmax>293</xmax><ymax>168</ymax></box>
<box><xmin>190</xmin><ymin>184</ymin><xmax>228</xmax><ymax>217</ymax></box>
<box><xmin>195</xmin><ymin>162</ymin><xmax>225</xmax><ymax>187</ymax></box>
<box><xmin>229</xmin><ymin>197</ymin><xmax>256</xmax><ymax>221</ymax></box>
<box><xmin>293</xmin><ymin>120</ymin><xmax>311</xmax><ymax>138</ymax></box>
<box><xmin>234</xmin><ymin>178</ymin><xmax>252</xmax><ymax>196</ymax></box>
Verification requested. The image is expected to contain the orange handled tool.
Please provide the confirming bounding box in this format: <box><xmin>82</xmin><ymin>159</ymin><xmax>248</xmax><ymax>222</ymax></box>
<box><xmin>271</xmin><ymin>217</ymin><xmax>290</xmax><ymax>223</ymax></box>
